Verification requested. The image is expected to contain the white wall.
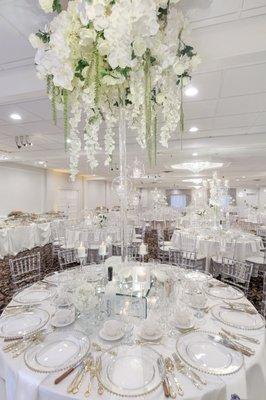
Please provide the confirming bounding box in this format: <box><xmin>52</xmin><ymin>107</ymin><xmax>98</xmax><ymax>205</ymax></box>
<box><xmin>45</xmin><ymin>170</ymin><xmax>84</xmax><ymax>213</ymax></box>
<box><xmin>0</xmin><ymin>164</ymin><xmax>85</xmax><ymax>216</ymax></box>
<box><xmin>0</xmin><ymin>163</ymin><xmax>122</xmax><ymax>216</ymax></box>
<box><xmin>236</xmin><ymin>187</ymin><xmax>266</xmax><ymax>214</ymax></box>
<box><xmin>0</xmin><ymin>164</ymin><xmax>45</xmax><ymax>216</ymax></box>
<box><xmin>84</xmin><ymin>180</ymin><xmax>119</xmax><ymax>210</ymax></box>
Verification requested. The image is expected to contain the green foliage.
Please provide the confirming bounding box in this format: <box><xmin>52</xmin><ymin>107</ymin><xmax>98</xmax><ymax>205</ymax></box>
<box><xmin>75</xmin><ymin>59</ymin><xmax>89</xmax><ymax>81</ymax></box>
<box><xmin>63</xmin><ymin>89</ymin><xmax>68</xmax><ymax>150</ymax></box>
<box><xmin>176</xmin><ymin>71</ymin><xmax>191</xmax><ymax>87</ymax></box>
<box><xmin>115</xmin><ymin>67</ymin><xmax>131</xmax><ymax>78</ymax></box>
<box><xmin>36</xmin><ymin>30</ymin><xmax>50</xmax><ymax>43</ymax></box>
<box><xmin>53</xmin><ymin>0</ymin><xmax>62</xmax><ymax>13</ymax></box>
<box><xmin>179</xmin><ymin>44</ymin><xmax>196</xmax><ymax>58</ymax></box>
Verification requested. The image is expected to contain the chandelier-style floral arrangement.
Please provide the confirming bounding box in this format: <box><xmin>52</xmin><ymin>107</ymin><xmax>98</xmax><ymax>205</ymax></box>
<box><xmin>30</xmin><ymin>0</ymin><xmax>200</xmax><ymax>180</ymax></box>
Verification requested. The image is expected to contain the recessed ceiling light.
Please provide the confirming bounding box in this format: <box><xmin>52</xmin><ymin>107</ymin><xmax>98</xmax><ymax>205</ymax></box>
<box><xmin>192</xmin><ymin>152</ymin><xmax>198</xmax><ymax>157</ymax></box>
<box><xmin>185</xmin><ymin>86</ymin><xmax>198</xmax><ymax>97</ymax></box>
<box><xmin>242</xmin><ymin>176</ymin><xmax>246</xmax><ymax>179</ymax></box>
<box><xmin>10</xmin><ymin>113</ymin><xmax>22</xmax><ymax>120</ymax></box>
<box><xmin>189</xmin><ymin>126</ymin><xmax>199</xmax><ymax>133</ymax></box>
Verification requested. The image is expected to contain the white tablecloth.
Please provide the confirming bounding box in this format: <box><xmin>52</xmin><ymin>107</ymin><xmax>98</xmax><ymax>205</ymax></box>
<box><xmin>0</xmin><ymin>266</ymin><xmax>265</xmax><ymax>400</ymax></box>
<box><xmin>0</xmin><ymin>222</ymin><xmax>52</xmax><ymax>259</ymax></box>
<box><xmin>171</xmin><ymin>230</ymin><xmax>262</xmax><ymax>261</ymax></box>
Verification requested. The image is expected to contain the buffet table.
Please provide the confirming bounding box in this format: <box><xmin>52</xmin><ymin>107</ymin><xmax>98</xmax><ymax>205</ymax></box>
<box><xmin>0</xmin><ymin>264</ymin><xmax>265</xmax><ymax>400</ymax></box>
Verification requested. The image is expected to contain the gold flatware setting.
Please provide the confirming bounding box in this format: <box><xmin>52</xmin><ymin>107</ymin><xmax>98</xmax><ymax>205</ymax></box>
<box><xmin>172</xmin><ymin>352</ymin><xmax>206</xmax><ymax>390</ymax></box>
<box><xmin>223</xmin><ymin>301</ymin><xmax>257</xmax><ymax>315</ymax></box>
<box><xmin>218</xmin><ymin>331</ymin><xmax>255</xmax><ymax>357</ymax></box>
<box><xmin>3</xmin><ymin>333</ymin><xmax>44</xmax><ymax>358</ymax></box>
<box><xmin>221</xmin><ymin>328</ymin><xmax>260</xmax><ymax>344</ymax></box>
<box><xmin>67</xmin><ymin>356</ymin><xmax>92</xmax><ymax>395</ymax></box>
<box><xmin>92</xmin><ymin>342</ymin><xmax>117</xmax><ymax>356</ymax></box>
<box><xmin>164</xmin><ymin>357</ymin><xmax>184</xmax><ymax>397</ymax></box>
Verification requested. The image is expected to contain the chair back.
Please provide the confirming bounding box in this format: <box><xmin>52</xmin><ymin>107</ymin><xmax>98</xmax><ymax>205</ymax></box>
<box><xmin>9</xmin><ymin>252</ymin><xmax>41</xmax><ymax>291</ymax></box>
<box><xmin>58</xmin><ymin>249</ymin><xmax>78</xmax><ymax>270</ymax></box>
<box><xmin>262</xmin><ymin>272</ymin><xmax>266</xmax><ymax>317</ymax></box>
<box><xmin>221</xmin><ymin>257</ymin><xmax>253</xmax><ymax>294</ymax></box>
<box><xmin>170</xmin><ymin>249</ymin><xmax>197</xmax><ymax>269</ymax></box>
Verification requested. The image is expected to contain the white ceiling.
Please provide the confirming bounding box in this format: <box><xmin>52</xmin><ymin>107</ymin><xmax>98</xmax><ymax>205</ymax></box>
<box><xmin>0</xmin><ymin>0</ymin><xmax>266</xmax><ymax>189</ymax></box>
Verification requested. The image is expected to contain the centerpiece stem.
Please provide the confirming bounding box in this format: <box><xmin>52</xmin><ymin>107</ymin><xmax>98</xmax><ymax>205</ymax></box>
<box><xmin>118</xmin><ymin>104</ymin><xmax>128</xmax><ymax>265</ymax></box>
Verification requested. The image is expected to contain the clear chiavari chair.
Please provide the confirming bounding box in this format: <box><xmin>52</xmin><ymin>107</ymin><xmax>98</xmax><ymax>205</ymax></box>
<box><xmin>261</xmin><ymin>272</ymin><xmax>266</xmax><ymax>317</ymax></box>
<box><xmin>9</xmin><ymin>252</ymin><xmax>41</xmax><ymax>292</ymax></box>
<box><xmin>177</xmin><ymin>232</ymin><xmax>206</xmax><ymax>270</ymax></box>
<box><xmin>58</xmin><ymin>248</ymin><xmax>78</xmax><ymax>270</ymax></box>
<box><xmin>221</xmin><ymin>257</ymin><xmax>253</xmax><ymax>295</ymax></box>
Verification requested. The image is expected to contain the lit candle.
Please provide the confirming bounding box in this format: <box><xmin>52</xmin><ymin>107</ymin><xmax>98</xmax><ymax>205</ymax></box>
<box><xmin>139</xmin><ymin>242</ymin><xmax>147</xmax><ymax>256</ymax></box>
<box><xmin>99</xmin><ymin>242</ymin><xmax>107</xmax><ymax>256</ymax></box>
<box><xmin>77</xmin><ymin>243</ymin><xmax>85</xmax><ymax>258</ymax></box>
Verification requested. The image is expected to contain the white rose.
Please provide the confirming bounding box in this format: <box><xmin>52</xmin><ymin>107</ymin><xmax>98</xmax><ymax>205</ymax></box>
<box><xmin>29</xmin><ymin>33</ymin><xmax>44</xmax><ymax>49</ymax></box>
<box><xmin>173</xmin><ymin>61</ymin><xmax>187</xmax><ymax>75</ymax></box>
<box><xmin>182</xmin><ymin>76</ymin><xmax>190</xmax><ymax>87</ymax></box>
<box><xmin>191</xmin><ymin>55</ymin><xmax>201</xmax><ymax>69</ymax></box>
<box><xmin>102</xmin><ymin>73</ymin><xmax>125</xmax><ymax>86</ymax></box>
<box><xmin>156</xmin><ymin>0</ymin><xmax>168</xmax><ymax>8</ymax></box>
<box><xmin>156</xmin><ymin>92</ymin><xmax>165</xmax><ymax>105</ymax></box>
<box><xmin>98</xmin><ymin>39</ymin><xmax>110</xmax><ymax>56</ymax></box>
<box><xmin>39</xmin><ymin>0</ymin><xmax>53</xmax><ymax>13</ymax></box>
<box><xmin>133</xmin><ymin>37</ymin><xmax>146</xmax><ymax>57</ymax></box>
<box><xmin>79</xmin><ymin>28</ymin><xmax>96</xmax><ymax>46</ymax></box>
<box><xmin>94</xmin><ymin>16</ymin><xmax>109</xmax><ymax>31</ymax></box>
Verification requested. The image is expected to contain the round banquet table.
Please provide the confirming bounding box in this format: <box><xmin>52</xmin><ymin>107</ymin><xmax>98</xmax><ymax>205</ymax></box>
<box><xmin>0</xmin><ymin>264</ymin><xmax>265</xmax><ymax>400</ymax></box>
<box><xmin>170</xmin><ymin>230</ymin><xmax>263</xmax><ymax>268</ymax></box>
<box><xmin>0</xmin><ymin>222</ymin><xmax>54</xmax><ymax>259</ymax></box>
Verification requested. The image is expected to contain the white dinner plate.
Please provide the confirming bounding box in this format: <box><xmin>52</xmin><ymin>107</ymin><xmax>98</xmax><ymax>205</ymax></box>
<box><xmin>204</xmin><ymin>284</ymin><xmax>244</xmax><ymax>300</ymax></box>
<box><xmin>212</xmin><ymin>305</ymin><xmax>265</xmax><ymax>330</ymax></box>
<box><xmin>24</xmin><ymin>329</ymin><xmax>90</xmax><ymax>373</ymax></box>
<box><xmin>13</xmin><ymin>287</ymin><xmax>55</xmax><ymax>304</ymax></box>
<box><xmin>0</xmin><ymin>308</ymin><xmax>49</xmax><ymax>339</ymax></box>
<box><xmin>177</xmin><ymin>330</ymin><xmax>243</xmax><ymax>375</ymax></box>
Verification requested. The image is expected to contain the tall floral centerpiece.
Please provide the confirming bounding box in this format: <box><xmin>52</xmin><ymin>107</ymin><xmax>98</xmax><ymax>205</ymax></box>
<box><xmin>31</xmin><ymin>0</ymin><xmax>199</xmax><ymax>263</ymax></box>
<box><xmin>206</xmin><ymin>172</ymin><xmax>229</xmax><ymax>227</ymax></box>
